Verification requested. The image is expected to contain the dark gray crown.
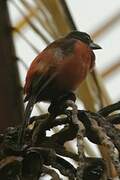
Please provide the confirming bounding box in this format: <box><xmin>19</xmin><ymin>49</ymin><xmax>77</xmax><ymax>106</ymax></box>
<box><xmin>66</xmin><ymin>31</ymin><xmax>92</xmax><ymax>45</ymax></box>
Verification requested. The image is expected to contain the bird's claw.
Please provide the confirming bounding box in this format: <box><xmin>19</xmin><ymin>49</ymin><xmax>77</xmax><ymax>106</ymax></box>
<box><xmin>48</xmin><ymin>92</ymin><xmax>76</xmax><ymax>115</ymax></box>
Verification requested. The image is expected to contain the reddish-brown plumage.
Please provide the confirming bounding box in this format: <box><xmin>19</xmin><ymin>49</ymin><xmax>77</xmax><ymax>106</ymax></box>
<box><xmin>24</xmin><ymin>31</ymin><xmax>101</xmax><ymax>102</ymax></box>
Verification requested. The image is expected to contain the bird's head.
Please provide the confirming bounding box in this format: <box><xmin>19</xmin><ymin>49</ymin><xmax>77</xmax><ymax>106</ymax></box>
<box><xmin>66</xmin><ymin>31</ymin><xmax>102</xmax><ymax>50</ymax></box>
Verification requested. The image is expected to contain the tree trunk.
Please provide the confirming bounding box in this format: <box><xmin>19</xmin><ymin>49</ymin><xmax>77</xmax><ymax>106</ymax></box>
<box><xmin>0</xmin><ymin>0</ymin><xmax>24</xmax><ymax>132</ymax></box>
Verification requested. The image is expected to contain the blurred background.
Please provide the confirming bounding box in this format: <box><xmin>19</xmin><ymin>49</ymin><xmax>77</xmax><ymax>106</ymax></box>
<box><xmin>0</xmin><ymin>0</ymin><xmax>120</xmax><ymax>179</ymax></box>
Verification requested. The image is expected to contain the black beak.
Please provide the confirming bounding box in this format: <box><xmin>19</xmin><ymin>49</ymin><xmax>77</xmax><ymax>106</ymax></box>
<box><xmin>89</xmin><ymin>42</ymin><xmax>102</xmax><ymax>50</ymax></box>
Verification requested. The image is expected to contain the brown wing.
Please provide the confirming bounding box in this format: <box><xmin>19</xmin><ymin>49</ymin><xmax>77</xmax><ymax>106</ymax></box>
<box><xmin>24</xmin><ymin>38</ymin><xmax>64</xmax><ymax>101</ymax></box>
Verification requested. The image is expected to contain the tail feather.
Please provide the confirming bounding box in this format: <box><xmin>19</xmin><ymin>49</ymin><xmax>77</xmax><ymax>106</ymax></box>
<box><xmin>18</xmin><ymin>96</ymin><xmax>36</xmax><ymax>147</ymax></box>
<box><xmin>24</xmin><ymin>94</ymin><xmax>30</xmax><ymax>102</ymax></box>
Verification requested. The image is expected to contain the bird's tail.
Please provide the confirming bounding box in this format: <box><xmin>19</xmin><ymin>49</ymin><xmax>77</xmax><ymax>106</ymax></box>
<box><xmin>18</xmin><ymin>96</ymin><xmax>36</xmax><ymax>147</ymax></box>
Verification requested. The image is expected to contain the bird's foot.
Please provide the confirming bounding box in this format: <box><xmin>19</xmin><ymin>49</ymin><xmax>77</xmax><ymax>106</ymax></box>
<box><xmin>48</xmin><ymin>92</ymin><xmax>76</xmax><ymax>115</ymax></box>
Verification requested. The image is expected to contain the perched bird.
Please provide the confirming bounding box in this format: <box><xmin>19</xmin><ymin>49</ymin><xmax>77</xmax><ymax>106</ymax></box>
<box><xmin>24</xmin><ymin>31</ymin><xmax>101</xmax><ymax>103</ymax></box>
<box><xmin>19</xmin><ymin>31</ymin><xmax>101</xmax><ymax>146</ymax></box>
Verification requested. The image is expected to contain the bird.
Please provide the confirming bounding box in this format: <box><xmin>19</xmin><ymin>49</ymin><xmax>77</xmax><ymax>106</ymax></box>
<box><xmin>19</xmin><ymin>31</ymin><xmax>101</xmax><ymax>146</ymax></box>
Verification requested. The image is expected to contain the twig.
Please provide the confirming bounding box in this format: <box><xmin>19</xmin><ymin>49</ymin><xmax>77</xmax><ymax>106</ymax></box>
<box><xmin>42</xmin><ymin>166</ymin><xmax>61</xmax><ymax>180</ymax></box>
<box><xmin>106</xmin><ymin>114</ymin><xmax>120</xmax><ymax>124</ymax></box>
<box><xmin>66</xmin><ymin>100</ymin><xmax>86</xmax><ymax>180</ymax></box>
<box><xmin>86</xmin><ymin>113</ymin><xmax>120</xmax><ymax>177</ymax></box>
<box><xmin>98</xmin><ymin>101</ymin><xmax>120</xmax><ymax>116</ymax></box>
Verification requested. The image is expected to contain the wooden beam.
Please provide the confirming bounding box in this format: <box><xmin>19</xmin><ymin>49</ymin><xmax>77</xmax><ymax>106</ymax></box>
<box><xmin>14</xmin><ymin>6</ymin><xmax>38</xmax><ymax>31</ymax></box>
<box><xmin>92</xmin><ymin>11</ymin><xmax>120</xmax><ymax>39</ymax></box>
<box><xmin>101</xmin><ymin>58</ymin><xmax>120</xmax><ymax>78</ymax></box>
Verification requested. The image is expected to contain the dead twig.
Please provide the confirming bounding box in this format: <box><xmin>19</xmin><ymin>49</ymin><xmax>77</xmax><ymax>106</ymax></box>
<box><xmin>1</xmin><ymin>100</ymin><xmax>120</xmax><ymax>179</ymax></box>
